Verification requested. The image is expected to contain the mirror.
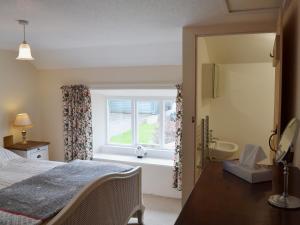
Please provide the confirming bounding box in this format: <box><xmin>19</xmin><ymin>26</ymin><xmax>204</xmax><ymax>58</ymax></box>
<box><xmin>275</xmin><ymin>118</ymin><xmax>298</xmax><ymax>162</ymax></box>
<box><xmin>268</xmin><ymin>117</ymin><xmax>300</xmax><ymax>209</ymax></box>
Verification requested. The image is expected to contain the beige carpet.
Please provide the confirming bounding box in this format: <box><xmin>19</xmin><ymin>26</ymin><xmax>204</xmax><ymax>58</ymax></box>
<box><xmin>129</xmin><ymin>194</ymin><xmax>181</xmax><ymax>225</ymax></box>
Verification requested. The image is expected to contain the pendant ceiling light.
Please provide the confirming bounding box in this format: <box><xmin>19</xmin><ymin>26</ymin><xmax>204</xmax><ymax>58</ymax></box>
<box><xmin>16</xmin><ymin>20</ymin><xmax>34</xmax><ymax>60</ymax></box>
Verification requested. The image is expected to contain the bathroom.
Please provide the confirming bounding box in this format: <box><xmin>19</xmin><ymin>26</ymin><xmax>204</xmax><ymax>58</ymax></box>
<box><xmin>195</xmin><ymin>33</ymin><xmax>276</xmax><ymax>181</ymax></box>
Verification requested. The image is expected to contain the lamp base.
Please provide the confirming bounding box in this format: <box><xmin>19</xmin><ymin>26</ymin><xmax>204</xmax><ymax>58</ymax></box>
<box><xmin>21</xmin><ymin>130</ymin><xmax>27</xmax><ymax>144</ymax></box>
<box><xmin>268</xmin><ymin>194</ymin><xmax>300</xmax><ymax>209</ymax></box>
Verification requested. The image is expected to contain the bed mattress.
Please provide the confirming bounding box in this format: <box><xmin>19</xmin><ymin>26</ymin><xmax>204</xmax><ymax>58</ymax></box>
<box><xmin>0</xmin><ymin>157</ymin><xmax>64</xmax><ymax>190</ymax></box>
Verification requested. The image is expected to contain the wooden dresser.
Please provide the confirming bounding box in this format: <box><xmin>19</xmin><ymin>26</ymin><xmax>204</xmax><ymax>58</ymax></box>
<box><xmin>6</xmin><ymin>141</ymin><xmax>49</xmax><ymax>160</ymax></box>
<box><xmin>175</xmin><ymin>162</ymin><xmax>300</xmax><ymax>225</ymax></box>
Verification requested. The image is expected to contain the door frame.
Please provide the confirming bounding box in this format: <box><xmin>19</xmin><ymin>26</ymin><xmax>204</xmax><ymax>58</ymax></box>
<box><xmin>182</xmin><ymin>21</ymin><xmax>278</xmax><ymax>205</ymax></box>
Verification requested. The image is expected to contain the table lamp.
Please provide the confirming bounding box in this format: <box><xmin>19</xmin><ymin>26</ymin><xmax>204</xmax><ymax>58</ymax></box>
<box><xmin>14</xmin><ymin>113</ymin><xmax>33</xmax><ymax>144</ymax></box>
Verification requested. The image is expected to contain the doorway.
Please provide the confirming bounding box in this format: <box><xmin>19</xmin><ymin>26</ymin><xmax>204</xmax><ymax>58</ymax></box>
<box><xmin>195</xmin><ymin>33</ymin><xmax>277</xmax><ymax>181</ymax></box>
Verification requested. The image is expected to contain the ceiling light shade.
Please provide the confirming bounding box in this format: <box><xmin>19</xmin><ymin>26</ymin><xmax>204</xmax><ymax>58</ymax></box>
<box><xmin>16</xmin><ymin>20</ymin><xmax>34</xmax><ymax>60</ymax></box>
<box><xmin>16</xmin><ymin>42</ymin><xmax>34</xmax><ymax>60</ymax></box>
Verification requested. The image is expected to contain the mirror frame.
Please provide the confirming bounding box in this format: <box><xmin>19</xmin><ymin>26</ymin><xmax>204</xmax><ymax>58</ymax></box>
<box><xmin>275</xmin><ymin>118</ymin><xmax>298</xmax><ymax>162</ymax></box>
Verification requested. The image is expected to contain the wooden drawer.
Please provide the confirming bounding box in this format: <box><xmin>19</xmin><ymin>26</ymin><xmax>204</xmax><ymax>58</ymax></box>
<box><xmin>29</xmin><ymin>145</ymin><xmax>48</xmax><ymax>154</ymax></box>
<box><xmin>10</xmin><ymin>145</ymin><xmax>49</xmax><ymax>160</ymax></box>
<box><xmin>29</xmin><ymin>147</ymin><xmax>48</xmax><ymax>160</ymax></box>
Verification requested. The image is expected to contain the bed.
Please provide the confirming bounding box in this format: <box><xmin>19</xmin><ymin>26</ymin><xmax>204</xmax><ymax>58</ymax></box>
<box><xmin>0</xmin><ymin>147</ymin><xmax>144</xmax><ymax>225</ymax></box>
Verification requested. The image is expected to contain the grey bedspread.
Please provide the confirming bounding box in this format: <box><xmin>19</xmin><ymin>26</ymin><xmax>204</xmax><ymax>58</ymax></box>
<box><xmin>0</xmin><ymin>160</ymin><xmax>133</xmax><ymax>225</ymax></box>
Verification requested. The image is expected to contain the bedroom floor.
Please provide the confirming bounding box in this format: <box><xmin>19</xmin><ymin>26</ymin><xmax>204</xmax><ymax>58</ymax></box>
<box><xmin>129</xmin><ymin>194</ymin><xmax>181</xmax><ymax>225</ymax></box>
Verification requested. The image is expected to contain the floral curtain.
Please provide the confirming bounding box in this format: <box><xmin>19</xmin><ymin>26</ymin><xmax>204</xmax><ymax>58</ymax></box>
<box><xmin>173</xmin><ymin>84</ymin><xmax>183</xmax><ymax>191</ymax></box>
<box><xmin>61</xmin><ymin>85</ymin><xmax>93</xmax><ymax>161</ymax></box>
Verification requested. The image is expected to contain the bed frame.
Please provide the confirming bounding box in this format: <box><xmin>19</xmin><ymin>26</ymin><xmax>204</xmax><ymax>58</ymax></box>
<box><xmin>46</xmin><ymin>167</ymin><xmax>144</xmax><ymax>225</ymax></box>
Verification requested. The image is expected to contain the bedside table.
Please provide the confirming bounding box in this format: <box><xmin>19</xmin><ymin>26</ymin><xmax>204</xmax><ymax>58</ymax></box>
<box><xmin>6</xmin><ymin>141</ymin><xmax>49</xmax><ymax>160</ymax></box>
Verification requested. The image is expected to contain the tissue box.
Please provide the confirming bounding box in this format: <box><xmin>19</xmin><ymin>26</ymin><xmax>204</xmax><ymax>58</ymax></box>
<box><xmin>223</xmin><ymin>160</ymin><xmax>272</xmax><ymax>183</ymax></box>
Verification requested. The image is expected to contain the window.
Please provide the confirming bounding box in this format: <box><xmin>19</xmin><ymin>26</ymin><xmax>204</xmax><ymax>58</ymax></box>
<box><xmin>137</xmin><ymin>100</ymin><xmax>160</xmax><ymax>147</ymax></box>
<box><xmin>107</xmin><ymin>99</ymin><xmax>132</xmax><ymax>145</ymax></box>
<box><xmin>164</xmin><ymin>100</ymin><xmax>176</xmax><ymax>149</ymax></box>
<box><xmin>107</xmin><ymin>97</ymin><xmax>176</xmax><ymax>150</ymax></box>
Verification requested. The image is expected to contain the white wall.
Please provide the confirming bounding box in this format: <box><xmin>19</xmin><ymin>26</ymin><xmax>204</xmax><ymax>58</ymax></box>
<box><xmin>195</xmin><ymin>38</ymin><xmax>211</xmax><ymax>180</ymax></box>
<box><xmin>196</xmin><ymin>38</ymin><xmax>211</xmax><ymax>125</ymax></box>
<box><xmin>91</xmin><ymin>92</ymin><xmax>106</xmax><ymax>152</ymax></box>
<box><xmin>37</xmin><ymin>66</ymin><xmax>182</xmax><ymax>161</ymax></box>
<box><xmin>94</xmin><ymin>155</ymin><xmax>181</xmax><ymax>199</ymax></box>
<box><xmin>209</xmin><ymin>63</ymin><xmax>275</xmax><ymax>164</ymax></box>
<box><xmin>204</xmin><ymin>34</ymin><xmax>275</xmax><ymax>64</ymax></box>
<box><xmin>0</xmin><ymin>50</ymin><xmax>40</xmax><ymax>145</ymax></box>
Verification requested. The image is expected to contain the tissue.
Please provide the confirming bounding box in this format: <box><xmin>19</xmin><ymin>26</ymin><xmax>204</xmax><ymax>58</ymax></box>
<box><xmin>239</xmin><ymin>144</ymin><xmax>267</xmax><ymax>169</ymax></box>
<box><xmin>223</xmin><ymin>144</ymin><xmax>272</xmax><ymax>183</ymax></box>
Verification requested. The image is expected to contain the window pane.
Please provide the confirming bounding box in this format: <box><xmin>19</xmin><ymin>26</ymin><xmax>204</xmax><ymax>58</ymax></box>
<box><xmin>137</xmin><ymin>101</ymin><xmax>160</xmax><ymax>147</ymax></box>
<box><xmin>164</xmin><ymin>100</ymin><xmax>176</xmax><ymax>149</ymax></box>
<box><xmin>108</xmin><ymin>99</ymin><xmax>132</xmax><ymax>145</ymax></box>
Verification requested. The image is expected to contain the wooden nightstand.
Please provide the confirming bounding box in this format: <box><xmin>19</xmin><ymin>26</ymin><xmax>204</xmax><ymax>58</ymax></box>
<box><xmin>6</xmin><ymin>141</ymin><xmax>49</xmax><ymax>160</ymax></box>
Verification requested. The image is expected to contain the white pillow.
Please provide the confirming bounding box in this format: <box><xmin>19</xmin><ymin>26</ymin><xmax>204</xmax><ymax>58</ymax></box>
<box><xmin>0</xmin><ymin>146</ymin><xmax>21</xmax><ymax>160</ymax></box>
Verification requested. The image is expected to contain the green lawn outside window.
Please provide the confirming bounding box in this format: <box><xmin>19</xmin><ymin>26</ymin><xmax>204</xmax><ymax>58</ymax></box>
<box><xmin>110</xmin><ymin>123</ymin><xmax>157</xmax><ymax>145</ymax></box>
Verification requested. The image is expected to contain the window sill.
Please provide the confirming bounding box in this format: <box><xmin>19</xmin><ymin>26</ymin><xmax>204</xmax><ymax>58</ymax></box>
<box><xmin>93</xmin><ymin>153</ymin><xmax>174</xmax><ymax>167</ymax></box>
<box><xmin>100</xmin><ymin>145</ymin><xmax>174</xmax><ymax>160</ymax></box>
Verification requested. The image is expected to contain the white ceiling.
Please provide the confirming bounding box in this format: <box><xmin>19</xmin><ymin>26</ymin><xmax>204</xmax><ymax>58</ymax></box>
<box><xmin>226</xmin><ymin>0</ymin><xmax>282</xmax><ymax>12</ymax></box>
<box><xmin>203</xmin><ymin>33</ymin><xmax>276</xmax><ymax>64</ymax></box>
<box><xmin>0</xmin><ymin>0</ymin><xmax>280</xmax><ymax>69</ymax></box>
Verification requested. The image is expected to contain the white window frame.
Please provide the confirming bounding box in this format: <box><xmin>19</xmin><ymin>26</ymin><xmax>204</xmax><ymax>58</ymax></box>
<box><xmin>106</xmin><ymin>96</ymin><xmax>176</xmax><ymax>152</ymax></box>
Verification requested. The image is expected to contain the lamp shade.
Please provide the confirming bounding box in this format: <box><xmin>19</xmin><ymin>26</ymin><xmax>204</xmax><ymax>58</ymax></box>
<box><xmin>16</xmin><ymin>42</ymin><xmax>34</xmax><ymax>60</ymax></box>
<box><xmin>14</xmin><ymin>113</ymin><xmax>33</xmax><ymax>128</ymax></box>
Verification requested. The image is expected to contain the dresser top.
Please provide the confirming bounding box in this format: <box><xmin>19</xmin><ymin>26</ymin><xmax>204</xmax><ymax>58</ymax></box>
<box><xmin>6</xmin><ymin>141</ymin><xmax>50</xmax><ymax>151</ymax></box>
<box><xmin>175</xmin><ymin>162</ymin><xmax>300</xmax><ymax>225</ymax></box>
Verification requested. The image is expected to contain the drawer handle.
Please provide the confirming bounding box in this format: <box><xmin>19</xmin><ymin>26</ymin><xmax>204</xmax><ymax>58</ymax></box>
<box><xmin>37</xmin><ymin>155</ymin><xmax>42</xmax><ymax>159</ymax></box>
